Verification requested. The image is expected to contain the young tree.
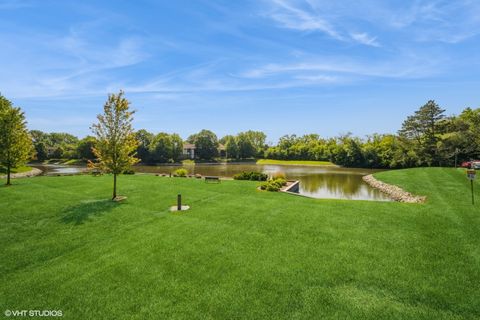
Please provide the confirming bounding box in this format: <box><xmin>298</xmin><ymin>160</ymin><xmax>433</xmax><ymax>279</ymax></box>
<box><xmin>91</xmin><ymin>91</ymin><xmax>139</xmax><ymax>200</ymax></box>
<box><xmin>0</xmin><ymin>95</ymin><xmax>34</xmax><ymax>186</ymax></box>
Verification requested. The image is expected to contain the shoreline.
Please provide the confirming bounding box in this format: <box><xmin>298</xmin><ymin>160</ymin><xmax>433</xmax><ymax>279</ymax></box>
<box><xmin>0</xmin><ymin>167</ymin><xmax>43</xmax><ymax>180</ymax></box>
<box><xmin>363</xmin><ymin>174</ymin><xmax>426</xmax><ymax>203</ymax></box>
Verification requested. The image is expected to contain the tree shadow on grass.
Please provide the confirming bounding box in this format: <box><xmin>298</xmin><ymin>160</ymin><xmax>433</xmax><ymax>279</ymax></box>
<box><xmin>61</xmin><ymin>199</ymin><xmax>120</xmax><ymax>225</ymax></box>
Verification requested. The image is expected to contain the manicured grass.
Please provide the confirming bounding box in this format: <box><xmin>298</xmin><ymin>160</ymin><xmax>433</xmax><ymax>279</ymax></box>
<box><xmin>257</xmin><ymin>159</ymin><xmax>335</xmax><ymax>166</ymax></box>
<box><xmin>0</xmin><ymin>165</ymin><xmax>33</xmax><ymax>174</ymax></box>
<box><xmin>1</xmin><ymin>168</ymin><xmax>479</xmax><ymax>319</ymax></box>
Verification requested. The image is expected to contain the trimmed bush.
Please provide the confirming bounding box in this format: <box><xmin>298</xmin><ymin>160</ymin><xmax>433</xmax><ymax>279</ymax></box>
<box><xmin>259</xmin><ymin>178</ymin><xmax>287</xmax><ymax>192</ymax></box>
<box><xmin>233</xmin><ymin>171</ymin><xmax>268</xmax><ymax>181</ymax></box>
<box><xmin>174</xmin><ymin>168</ymin><xmax>188</xmax><ymax>177</ymax></box>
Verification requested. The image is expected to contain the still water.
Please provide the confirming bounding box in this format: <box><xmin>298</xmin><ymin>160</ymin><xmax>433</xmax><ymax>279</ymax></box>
<box><xmin>32</xmin><ymin>163</ymin><xmax>391</xmax><ymax>201</ymax></box>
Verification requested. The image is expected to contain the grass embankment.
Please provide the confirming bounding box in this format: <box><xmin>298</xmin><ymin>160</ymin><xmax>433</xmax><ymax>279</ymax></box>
<box><xmin>0</xmin><ymin>165</ymin><xmax>32</xmax><ymax>174</ymax></box>
<box><xmin>257</xmin><ymin>159</ymin><xmax>335</xmax><ymax>166</ymax></box>
<box><xmin>1</xmin><ymin>168</ymin><xmax>479</xmax><ymax>319</ymax></box>
<box><xmin>39</xmin><ymin>159</ymin><xmax>86</xmax><ymax>165</ymax></box>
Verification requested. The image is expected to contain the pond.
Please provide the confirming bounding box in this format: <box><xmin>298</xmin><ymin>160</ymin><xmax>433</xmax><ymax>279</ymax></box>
<box><xmin>31</xmin><ymin>163</ymin><xmax>391</xmax><ymax>201</ymax></box>
<box><xmin>138</xmin><ymin>163</ymin><xmax>391</xmax><ymax>201</ymax></box>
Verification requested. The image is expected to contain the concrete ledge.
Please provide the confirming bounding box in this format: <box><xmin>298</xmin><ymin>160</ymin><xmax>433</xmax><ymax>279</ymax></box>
<box><xmin>282</xmin><ymin>180</ymin><xmax>300</xmax><ymax>193</ymax></box>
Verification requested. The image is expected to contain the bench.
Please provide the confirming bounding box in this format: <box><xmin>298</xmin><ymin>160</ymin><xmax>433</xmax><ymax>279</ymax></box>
<box><xmin>204</xmin><ymin>176</ymin><xmax>220</xmax><ymax>183</ymax></box>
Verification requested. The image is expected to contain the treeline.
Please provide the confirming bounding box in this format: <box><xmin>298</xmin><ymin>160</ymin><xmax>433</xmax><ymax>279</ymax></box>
<box><xmin>29</xmin><ymin>128</ymin><xmax>268</xmax><ymax>163</ymax></box>
<box><xmin>137</xmin><ymin>129</ymin><xmax>267</xmax><ymax>162</ymax></box>
<box><xmin>30</xmin><ymin>131</ymin><xmax>96</xmax><ymax>160</ymax></box>
<box><xmin>266</xmin><ymin>101</ymin><xmax>480</xmax><ymax>168</ymax></box>
<box><xmin>12</xmin><ymin>95</ymin><xmax>480</xmax><ymax>168</ymax></box>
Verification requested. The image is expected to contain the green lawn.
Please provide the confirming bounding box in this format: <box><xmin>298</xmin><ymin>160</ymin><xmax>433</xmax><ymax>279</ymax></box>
<box><xmin>0</xmin><ymin>165</ymin><xmax>33</xmax><ymax>174</ymax></box>
<box><xmin>1</xmin><ymin>168</ymin><xmax>479</xmax><ymax>319</ymax></box>
<box><xmin>257</xmin><ymin>159</ymin><xmax>335</xmax><ymax>166</ymax></box>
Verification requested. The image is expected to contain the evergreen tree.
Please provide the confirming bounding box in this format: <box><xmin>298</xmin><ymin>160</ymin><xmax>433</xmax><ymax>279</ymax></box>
<box><xmin>399</xmin><ymin>100</ymin><xmax>445</xmax><ymax>166</ymax></box>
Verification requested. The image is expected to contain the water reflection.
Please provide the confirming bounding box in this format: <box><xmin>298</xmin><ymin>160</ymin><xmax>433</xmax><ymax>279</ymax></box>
<box><xmin>31</xmin><ymin>164</ymin><xmax>86</xmax><ymax>176</ymax></box>
<box><xmin>135</xmin><ymin>163</ymin><xmax>391</xmax><ymax>201</ymax></box>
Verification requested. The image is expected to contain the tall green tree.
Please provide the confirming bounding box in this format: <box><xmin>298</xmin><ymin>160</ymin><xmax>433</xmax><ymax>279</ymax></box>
<box><xmin>236</xmin><ymin>132</ymin><xmax>256</xmax><ymax>159</ymax></box>
<box><xmin>149</xmin><ymin>133</ymin><xmax>173</xmax><ymax>163</ymax></box>
<box><xmin>399</xmin><ymin>100</ymin><xmax>445</xmax><ymax>166</ymax></box>
<box><xmin>77</xmin><ymin>136</ymin><xmax>97</xmax><ymax>160</ymax></box>
<box><xmin>243</xmin><ymin>130</ymin><xmax>267</xmax><ymax>157</ymax></box>
<box><xmin>0</xmin><ymin>95</ymin><xmax>34</xmax><ymax>185</ymax></box>
<box><xmin>91</xmin><ymin>91</ymin><xmax>139</xmax><ymax>200</ymax></box>
<box><xmin>135</xmin><ymin>129</ymin><xmax>154</xmax><ymax>163</ymax></box>
<box><xmin>170</xmin><ymin>133</ymin><xmax>184</xmax><ymax>162</ymax></box>
<box><xmin>192</xmin><ymin>129</ymin><xmax>218</xmax><ymax>160</ymax></box>
<box><xmin>224</xmin><ymin>135</ymin><xmax>239</xmax><ymax>159</ymax></box>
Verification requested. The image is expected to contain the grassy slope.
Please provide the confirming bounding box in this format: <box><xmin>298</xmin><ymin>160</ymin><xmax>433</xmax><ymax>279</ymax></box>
<box><xmin>1</xmin><ymin>168</ymin><xmax>479</xmax><ymax>320</ymax></box>
<box><xmin>257</xmin><ymin>159</ymin><xmax>335</xmax><ymax>166</ymax></box>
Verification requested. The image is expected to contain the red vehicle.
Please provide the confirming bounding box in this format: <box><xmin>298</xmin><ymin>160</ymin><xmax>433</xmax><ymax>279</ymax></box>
<box><xmin>461</xmin><ymin>161</ymin><xmax>480</xmax><ymax>169</ymax></box>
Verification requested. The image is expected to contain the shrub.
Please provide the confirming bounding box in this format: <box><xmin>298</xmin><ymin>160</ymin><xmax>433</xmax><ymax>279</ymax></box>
<box><xmin>271</xmin><ymin>178</ymin><xmax>287</xmax><ymax>188</ymax></box>
<box><xmin>259</xmin><ymin>178</ymin><xmax>287</xmax><ymax>192</ymax></box>
<box><xmin>123</xmin><ymin>169</ymin><xmax>135</xmax><ymax>175</ymax></box>
<box><xmin>174</xmin><ymin>168</ymin><xmax>188</xmax><ymax>177</ymax></box>
<box><xmin>233</xmin><ymin>171</ymin><xmax>268</xmax><ymax>181</ymax></box>
<box><xmin>266</xmin><ymin>183</ymin><xmax>280</xmax><ymax>192</ymax></box>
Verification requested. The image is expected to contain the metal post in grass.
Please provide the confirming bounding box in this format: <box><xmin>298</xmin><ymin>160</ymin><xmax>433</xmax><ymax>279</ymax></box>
<box><xmin>177</xmin><ymin>194</ymin><xmax>182</xmax><ymax>211</ymax></box>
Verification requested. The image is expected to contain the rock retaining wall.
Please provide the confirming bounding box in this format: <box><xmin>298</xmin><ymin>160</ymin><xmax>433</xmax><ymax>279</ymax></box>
<box><xmin>363</xmin><ymin>174</ymin><xmax>426</xmax><ymax>203</ymax></box>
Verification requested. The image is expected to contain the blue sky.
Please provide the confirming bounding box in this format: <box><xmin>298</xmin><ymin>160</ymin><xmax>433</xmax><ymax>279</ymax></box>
<box><xmin>1</xmin><ymin>0</ymin><xmax>479</xmax><ymax>142</ymax></box>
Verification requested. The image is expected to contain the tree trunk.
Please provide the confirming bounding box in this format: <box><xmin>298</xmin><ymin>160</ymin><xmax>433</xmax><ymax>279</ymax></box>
<box><xmin>6</xmin><ymin>165</ymin><xmax>11</xmax><ymax>186</ymax></box>
<box><xmin>112</xmin><ymin>173</ymin><xmax>117</xmax><ymax>200</ymax></box>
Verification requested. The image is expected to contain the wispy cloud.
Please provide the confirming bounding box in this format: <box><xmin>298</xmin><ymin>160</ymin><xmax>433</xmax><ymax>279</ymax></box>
<box><xmin>356</xmin><ymin>0</ymin><xmax>480</xmax><ymax>43</ymax></box>
<box><xmin>240</xmin><ymin>53</ymin><xmax>441</xmax><ymax>81</ymax></box>
<box><xmin>262</xmin><ymin>0</ymin><xmax>382</xmax><ymax>46</ymax></box>
<box><xmin>349</xmin><ymin>32</ymin><xmax>380</xmax><ymax>47</ymax></box>
<box><xmin>265</xmin><ymin>0</ymin><xmax>342</xmax><ymax>39</ymax></box>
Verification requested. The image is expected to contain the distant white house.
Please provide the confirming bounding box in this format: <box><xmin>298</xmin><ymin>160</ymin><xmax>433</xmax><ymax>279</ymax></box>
<box><xmin>182</xmin><ymin>143</ymin><xmax>226</xmax><ymax>159</ymax></box>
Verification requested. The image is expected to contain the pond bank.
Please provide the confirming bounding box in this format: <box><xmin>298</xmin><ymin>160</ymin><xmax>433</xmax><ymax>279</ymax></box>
<box><xmin>0</xmin><ymin>167</ymin><xmax>43</xmax><ymax>180</ymax></box>
<box><xmin>363</xmin><ymin>174</ymin><xmax>426</xmax><ymax>203</ymax></box>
